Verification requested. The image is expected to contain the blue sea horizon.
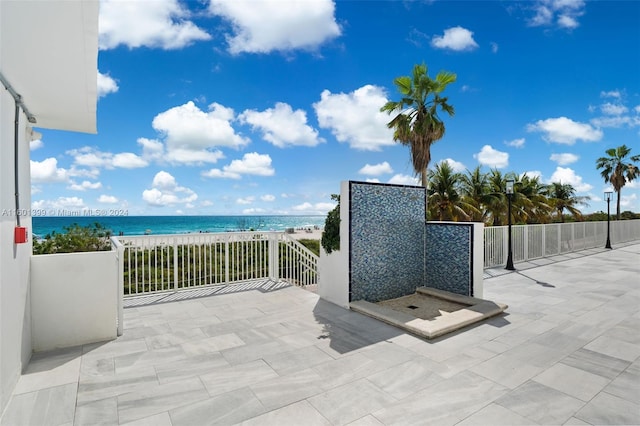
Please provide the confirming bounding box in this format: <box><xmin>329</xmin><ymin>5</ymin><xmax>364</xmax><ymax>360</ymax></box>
<box><xmin>32</xmin><ymin>215</ymin><xmax>326</xmax><ymax>238</ymax></box>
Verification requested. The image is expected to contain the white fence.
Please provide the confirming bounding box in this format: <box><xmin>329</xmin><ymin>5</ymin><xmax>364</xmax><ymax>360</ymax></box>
<box><xmin>484</xmin><ymin>219</ymin><xmax>640</xmax><ymax>268</ymax></box>
<box><xmin>115</xmin><ymin>220</ymin><xmax>639</xmax><ymax>297</ymax></box>
<box><xmin>117</xmin><ymin>231</ymin><xmax>318</xmax><ymax>297</ymax></box>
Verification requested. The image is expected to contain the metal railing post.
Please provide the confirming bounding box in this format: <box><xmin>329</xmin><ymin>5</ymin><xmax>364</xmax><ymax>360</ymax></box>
<box><xmin>224</xmin><ymin>235</ymin><xmax>230</xmax><ymax>284</ymax></box>
<box><xmin>269</xmin><ymin>233</ymin><xmax>279</xmax><ymax>281</ymax></box>
<box><xmin>172</xmin><ymin>240</ymin><xmax>178</xmax><ymax>291</ymax></box>
<box><xmin>111</xmin><ymin>237</ymin><xmax>125</xmax><ymax>337</ymax></box>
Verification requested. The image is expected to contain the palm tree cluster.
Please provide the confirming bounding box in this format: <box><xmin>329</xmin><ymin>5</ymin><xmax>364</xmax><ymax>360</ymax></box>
<box><xmin>425</xmin><ymin>164</ymin><xmax>590</xmax><ymax>225</ymax></box>
<box><xmin>382</xmin><ymin>64</ymin><xmax>639</xmax><ymax>225</ymax></box>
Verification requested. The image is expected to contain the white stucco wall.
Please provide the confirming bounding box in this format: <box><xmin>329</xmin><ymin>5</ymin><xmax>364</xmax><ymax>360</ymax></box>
<box><xmin>318</xmin><ymin>181</ymin><xmax>350</xmax><ymax>308</ymax></box>
<box><xmin>30</xmin><ymin>251</ymin><xmax>118</xmax><ymax>352</ymax></box>
<box><xmin>472</xmin><ymin>222</ymin><xmax>485</xmax><ymax>298</ymax></box>
<box><xmin>0</xmin><ymin>87</ymin><xmax>33</xmax><ymax>413</ymax></box>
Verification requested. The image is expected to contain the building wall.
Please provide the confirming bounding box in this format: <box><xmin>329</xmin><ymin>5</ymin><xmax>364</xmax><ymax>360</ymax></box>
<box><xmin>0</xmin><ymin>87</ymin><xmax>33</xmax><ymax>414</ymax></box>
<box><xmin>31</xmin><ymin>251</ymin><xmax>118</xmax><ymax>352</ymax></box>
<box><xmin>349</xmin><ymin>182</ymin><xmax>425</xmax><ymax>302</ymax></box>
<box><xmin>318</xmin><ymin>181</ymin><xmax>350</xmax><ymax>308</ymax></box>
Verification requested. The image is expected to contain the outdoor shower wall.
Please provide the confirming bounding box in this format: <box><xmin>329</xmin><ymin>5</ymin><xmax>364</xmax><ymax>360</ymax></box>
<box><xmin>349</xmin><ymin>181</ymin><xmax>425</xmax><ymax>302</ymax></box>
<box><xmin>425</xmin><ymin>222</ymin><xmax>483</xmax><ymax>297</ymax></box>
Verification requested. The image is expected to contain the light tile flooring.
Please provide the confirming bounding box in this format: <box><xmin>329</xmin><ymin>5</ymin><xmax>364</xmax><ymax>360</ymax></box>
<box><xmin>2</xmin><ymin>244</ymin><xmax>639</xmax><ymax>425</ymax></box>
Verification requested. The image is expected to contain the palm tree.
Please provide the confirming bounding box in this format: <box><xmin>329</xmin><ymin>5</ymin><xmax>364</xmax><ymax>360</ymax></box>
<box><xmin>459</xmin><ymin>166</ymin><xmax>492</xmax><ymax>222</ymax></box>
<box><xmin>484</xmin><ymin>169</ymin><xmax>513</xmax><ymax>226</ymax></box>
<box><xmin>518</xmin><ymin>174</ymin><xmax>553</xmax><ymax>224</ymax></box>
<box><xmin>381</xmin><ymin>63</ymin><xmax>456</xmax><ymax>187</ymax></box>
<box><xmin>544</xmin><ymin>182</ymin><xmax>590</xmax><ymax>222</ymax></box>
<box><xmin>596</xmin><ymin>145</ymin><xmax>640</xmax><ymax>220</ymax></box>
<box><xmin>427</xmin><ymin>162</ymin><xmax>477</xmax><ymax>221</ymax></box>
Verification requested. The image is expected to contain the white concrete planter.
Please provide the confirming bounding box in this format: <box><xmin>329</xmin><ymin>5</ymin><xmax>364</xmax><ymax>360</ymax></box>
<box><xmin>318</xmin><ymin>247</ymin><xmax>349</xmax><ymax>309</ymax></box>
<box><xmin>30</xmin><ymin>250</ymin><xmax>118</xmax><ymax>352</ymax></box>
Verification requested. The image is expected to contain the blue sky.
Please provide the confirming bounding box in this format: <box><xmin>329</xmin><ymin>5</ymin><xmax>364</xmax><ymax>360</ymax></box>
<box><xmin>30</xmin><ymin>0</ymin><xmax>640</xmax><ymax>216</ymax></box>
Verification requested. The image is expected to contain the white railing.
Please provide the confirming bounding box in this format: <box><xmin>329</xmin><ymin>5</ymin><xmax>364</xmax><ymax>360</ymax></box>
<box><xmin>484</xmin><ymin>219</ymin><xmax>640</xmax><ymax>268</ymax></box>
<box><xmin>117</xmin><ymin>231</ymin><xmax>318</xmax><ymax>297</ymax></box>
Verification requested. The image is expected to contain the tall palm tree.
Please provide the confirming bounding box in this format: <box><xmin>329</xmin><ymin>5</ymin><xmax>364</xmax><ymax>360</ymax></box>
<box><xmin>381</xmin><ymin>63</ymin><xmax>456</xmax><ymax>187</ymax></box>
<box><xmin>596</xmin><ymin>144</ymin><xmax>640</xmax><ymax>219</ymax></box>
<box><xmin>544</xmin><ymin>182</ymin><xmax>590</xmax><ymax>222</ymax></box>
<box><xmin>427</xmin><ymin>162</ymin><xmax>477</xmax><ymax>221</ymax></box>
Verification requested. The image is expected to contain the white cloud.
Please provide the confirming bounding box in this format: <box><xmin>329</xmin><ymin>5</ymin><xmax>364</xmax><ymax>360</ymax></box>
<box><xmin>138</xmin><ymin>138</ymin><xmax>165</xmax><ymax>161</ymax></box>
<box><xmin>33</xmin><ymin>197</ymin><xmax>85</xmax><ymax>211</ymax></box>
<box><xmin>30</xmin><ymin>158</ymin><xmax>69</xmax><ymax>183</ymax></box>
<box><xmin>314</xmin><ymin>85</ymin><xmax>394</xmax><ymax>151</ymax></box>
<box><xmin>548</xmin><ymin>166</ymin><xmax>593</xmax><ymax>192</ymax></box>
<box><xmin>239</xmin><ymin>103</ymin><xmax>323</xmax><ymax>147</ymax></box>
<box><xmin>358</xmin><ymin>162</ymin><xmax>393</xmax><ymax>176</ymax></box>
<box><xmin>442</xmin><ymin>158</ymin><xmax>466</xmax><ymax>172</ymax></box>
<box><xmin>202</xmin><ymin>152</ymin><xmax>274</xmax><ymax>179</ymax></box>
<box><xmin>67</xmin><ymin>147</ymin><xmax>148</xmax><ymax>169</ymax></box>
<box><xmin>590</xmin><ymin>115</ymin><xmax>640</xmax><ymax>129</ymax></box>
<box><xmin>291</xmin><ymin>202</ymin><xmax>336</xmax><ymax>214</ymax></box>
<box><xmin>142</xmin><ymin>171</ymin><xmax>198</xmax><ymax>207</ymax></box>
<box><xmin>30</xmin><ymin>139</ymin><xmax>43</xmax><ymax>151</ymax></box>
<box><xmin>550</xmin><ymin>153</ymin><xmax>579</xmax><ymax>165</ymax></box>
<box><xmin>601</xmin><ymin>90</ymin><xmax>621</xmax><ymax>99</ymax></box>
<box><xmin>505</xmin><ymin>138</ymin><xmax>525</xmax><ymax>148</ymax></box>
<box><xmin>473</xmin><ymin>145</ymin><xmax>509</xmax><ymax>168</ymax></box>
<box><xmin>527</xmin><ymin>116</ymin><xmax>603</xmax><ymax>144</ymax></box>
<box><xmin>112</xmin><ymin>153</ymin><xmax>149</xmax><ymax>168</ymax></box>
<box><xmin>261</xmin><ymin>194</ymin><xmax>276</xmax><ymax>202</ymax></box>
<box><xmin>97</xmin><ymin>72</ymin><xmax>118</xmax><ymax>98</ymax></box>
<box><xmin>557</xmin><ymin>14</ymin><xmax>579</xmax><ymax>29</ymax></box>
<box><xmin>589</xmin><ymin>95</ymin><xmax>640</xmax><ymax>129</ymax></box>
<box><xmin>151</xmin><ymin>101</ymin><xmax>248</xmax><ymax>165</ymax></box>
<box><xmin>98</xmin><ymin>195</ymin><xmax>119</xmax><ymax>204</ymax></box>
<box><xmin>600</xmin><ymin>102</ymin><xmax>628</xmax><ymax>115</ymax></box>
<box><xmin>209</xmin><ymin>0</ymin><xmax>340</xmax><ymax>54</ymax></box>
<box><xmin>236</xmin><ymin>196</ymin><xmax>255</xmax><ymax>205</ymax></box>
<box><xmin>388</xmin><ymin>174</ymin><xmax>420</xmax><ymax>186</ymax></box>
<box><xmin>99</xmin><ymin>0</ymin><xmax>210</xmax><ymax>50</ymax></box>
<box><xmin>242</xmin><ymin>208</ymin><xmax>267</xmax><ymax>215</ymax></box>
<box><xmin>523</xmin><ymin>170</ymin><xmax>543</xmax><ymax>179</ymax></box>
<box><xmin>490</xmin><ymin>42</ymin><xmax>499</xmax><ymax>53</ymax></box>
<box><xmin>620</xmin><ymin>193</ymin><xmax>637</xmax><ymax>209</ymax></box>
<box><xmin>138</xmin><ymin>137</ymin><xmax>225</xmax><ymax>165</ymax></box>
<box><xmin>431</xmin><ymin>26</ymin><xmax>479</xmax><ymax>51</ymax></box>
<box><xmin>68</xmin><ymin>180</ymin><xmax>102</xmax><ymax>191</ymax></box>
<box><xmin>528</xmin><ymin>0</ymin><xmax>585</xmax><ymax>30</ymax></box>
<box><xmin>365</xmin><ymin>178</ymin><xmax>381</xmax><ymax>183</ymax></box>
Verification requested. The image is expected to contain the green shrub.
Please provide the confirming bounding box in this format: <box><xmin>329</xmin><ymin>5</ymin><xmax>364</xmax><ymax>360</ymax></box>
<box><xmin>298</xmin><ymin>239</ymin><xmax>320</xmax><ymax>256</ymax></box>
<box><xmin>321</xmin><ymin>194</ymin><xmax>340</xmax><ymax>254</ymax></box>
<box><xmin>33</xmin><ymin>222</ymin><xmax>112</xmax><ymax>254</ymax></box>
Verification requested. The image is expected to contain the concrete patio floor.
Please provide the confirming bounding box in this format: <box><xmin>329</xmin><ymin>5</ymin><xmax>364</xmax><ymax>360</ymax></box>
<box><xmin>2</xmin><ymin>243</ymin><xmax>639</xmax><ymax>425</ymax></box>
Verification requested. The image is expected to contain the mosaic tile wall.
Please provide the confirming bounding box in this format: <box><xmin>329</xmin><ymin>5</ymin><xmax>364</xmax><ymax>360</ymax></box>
<box><xmin>349</xmin><ymin>182</ymin><xmax>425</xmax><ymax>302</ymax></box>
<box><xmin>425</xmin><ymin>223</ymin><xmax>473</xmax><ymax>296</ymax></box>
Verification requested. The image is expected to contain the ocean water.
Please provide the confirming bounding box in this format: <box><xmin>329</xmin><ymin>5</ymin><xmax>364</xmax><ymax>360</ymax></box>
<box><xmin>32</xmin><ymin>215</ymin><xmax>326</xmax><ymax>238</ymax></box>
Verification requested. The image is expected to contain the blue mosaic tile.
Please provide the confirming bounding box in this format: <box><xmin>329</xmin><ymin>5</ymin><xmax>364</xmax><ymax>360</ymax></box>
<box><xmin>349</xmin><ymin>182</ymin><xmax>425</xmax><ymax>302</ymax></box>
<box><xmin>425</xmin><ymin>223</ymin><xmax>473</xmax><ymax>296</ymax></box>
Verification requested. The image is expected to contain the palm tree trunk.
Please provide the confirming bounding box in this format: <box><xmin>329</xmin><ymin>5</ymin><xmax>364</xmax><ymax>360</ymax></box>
<box><xmin>616</xmin><ymin>189</ymin><xmax>621</xmax><ymax>220</ymax></box>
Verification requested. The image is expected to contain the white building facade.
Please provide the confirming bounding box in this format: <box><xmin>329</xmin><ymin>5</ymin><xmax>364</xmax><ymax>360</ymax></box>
<box><xmin>0</xmin><ymin>1</ymin><xmax>99</xmax><ymax>414</ymax></box>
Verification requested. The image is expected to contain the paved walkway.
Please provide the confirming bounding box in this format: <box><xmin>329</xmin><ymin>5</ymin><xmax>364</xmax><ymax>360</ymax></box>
<box><xmin>2</xmin><ymin>244</ymin><xmax>639</xmax><ymax>425</ymax></box>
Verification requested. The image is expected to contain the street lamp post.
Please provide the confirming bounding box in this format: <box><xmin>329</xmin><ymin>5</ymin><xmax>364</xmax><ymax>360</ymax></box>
<box><xmin>605</xmin><ymin>191</ymin><xmax>612</xmax><ymax>249</ymax></box>
<box><xmin>505</xmin><ymin>179</ymin><xmax>515</xmax><ymax>271</ymax></box>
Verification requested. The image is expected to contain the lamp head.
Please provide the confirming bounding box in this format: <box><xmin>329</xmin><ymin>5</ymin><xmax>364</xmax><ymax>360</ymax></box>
<box><xmin>506</xmin><ymin>179</ymin><xmax>515</xmax><ymax>195</ymax></box>
<box><xmin>604</xmin><ymin>191</ymin><xmax>613</xmax><ymax>201</ymax></box>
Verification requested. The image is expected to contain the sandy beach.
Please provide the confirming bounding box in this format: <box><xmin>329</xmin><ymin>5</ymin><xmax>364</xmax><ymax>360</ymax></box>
<box><xmin>288</xmin><ymin>229</ymin><xmax>323</xmax><ymax>240</ymax></box>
